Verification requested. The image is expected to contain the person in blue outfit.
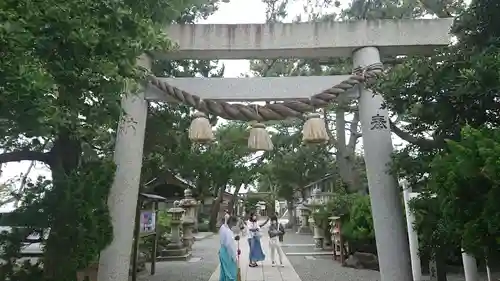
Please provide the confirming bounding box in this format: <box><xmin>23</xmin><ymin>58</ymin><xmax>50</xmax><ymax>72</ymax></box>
<box><xmin>219</xmin><ymin>215</ymin><xmax>239</xmax><ymax>281</ymax></box>
<box><xmin>246</xmin><ymin>212</ymin><xmax>265</xmax><ymax>267</ymax></box>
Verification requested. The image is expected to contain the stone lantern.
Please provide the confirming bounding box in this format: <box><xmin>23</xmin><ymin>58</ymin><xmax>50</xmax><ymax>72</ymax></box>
<box><xmin>296</xmin><ymin>204</ymin><xmax>312</xmax><ymax>234</ymax></box>
<box><xmin>307</xmin><ymin>188</ymin><xmax>325</xmax><ymax>249</ymax></box>
<box><xmin>167</xmin><ymin>201</ymin><xmax>185</xmax><ymax>248</ymax></box>
<box><xmin>329</xmin><ymin>216</ymin><xmax>342</xmax><ymax>261</ymax></box>
<box><xmin>157</xmin><ymin>201</ymin><xmax>191</xmax><ymax>261</ymax></box>
<box><xmin>179</xmin><ymin>188</ymin><xmax>198</xmax><ymax>250</ymax></box>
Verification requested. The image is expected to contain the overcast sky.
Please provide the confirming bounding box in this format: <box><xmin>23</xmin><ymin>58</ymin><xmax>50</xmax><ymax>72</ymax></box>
<box><xmin>199</xmin><ymin>0</ymin><xmax>342</xmax><ymax>77</ymax></box>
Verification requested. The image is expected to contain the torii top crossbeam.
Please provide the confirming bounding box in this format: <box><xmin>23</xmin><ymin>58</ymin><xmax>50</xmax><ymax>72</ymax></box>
<box><xmin>154</xmin><ymin>19</ymin><xmax>453</xmax><ymax>60</ymax></box>
<box><xmin>147</xmin><ymin>19</ymin><xmax>453</xmax><ymax>106</ymax></box>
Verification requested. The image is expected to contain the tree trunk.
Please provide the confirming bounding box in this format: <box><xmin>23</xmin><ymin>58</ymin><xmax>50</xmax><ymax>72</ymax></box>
<box><xmin>208</xmin><ymin>186</ymin><xmax>225</xmax><ymax>232</ymax></box>
<box><xmin>435</xmin><ymin>249</ymin><xmax>448</xmax><ymax>281</ymax></box>
<box><xmin>268</xmin><ymin>200</ymin><xmax>276</xmax><ymax>217</ymax></box>
<box><xmin>227</xmin><ymin>184</ymin><xmax>243</xmax><ymax>214</ymax></box>
<box><xmin>43</xmin><ymin>132</ymin><xmax>82</xmax><ymax>279</ymax></box>
<box><xmin>335</xmin><ymin>107</ymin><xmax>362</xmax><ymax>193</ymax></box>
<box><xmin>286</xmin><ymin>200</ymin><xmax>294</xmax><ymax>229</ymax></box>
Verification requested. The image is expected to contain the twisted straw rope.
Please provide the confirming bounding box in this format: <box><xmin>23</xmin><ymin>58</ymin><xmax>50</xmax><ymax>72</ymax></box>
<box><xmin>149</xmin><ymin>63</ymin><xmax>384</xmax><ymax>121</ymax></box>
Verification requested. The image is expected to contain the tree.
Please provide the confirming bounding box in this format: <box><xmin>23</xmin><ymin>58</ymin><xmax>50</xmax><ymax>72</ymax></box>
<box><xmin>203</xmin><ymin>123</ymin><xmax>256</xmax><ymax>231</ymax></box>
<box><xmin>376</xmin><ymin>0</ymin><xmax>500</xmax><ymax>271</ymax></box>
<box><xmin>428</xmin><ymin>126</ymin><xmax>500</xmax><ymax>259</ymax></box>
<box><xmin>410</xmin><ymin>126</ymin><xmax>500</xmax><ymax>265</ymax></box>
<box><xmin>141</xmin><ymin>59</ymin><xmax>224</xmax><ymax>197</ymax></box>
<box><xmin>255</xmin><ymin>117</ymin><xmax>337</xmax><ymax>227</ymax></box>
<box><xmin>252</xmin><ymin>0</ymin><xmax>463</xmax><ymax>194</ymax></box>
<box><xmin>0</xmin><ymin>0</ymin><xmax>221</xmax><ymax>279</ymax></box>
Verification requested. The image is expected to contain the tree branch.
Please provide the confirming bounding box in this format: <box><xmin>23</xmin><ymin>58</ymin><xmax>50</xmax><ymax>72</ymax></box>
<box><xmin>323</xmin><ymin>110</ymin><xmax>337</xmax><ymax>146</ymax></box>
<box><xmin>347</xmin><ymin>110</ymin><xmax>361</xmax><ymax>152</ymax></box>
<box><xmin>417</xmin><ymin>0</ymin><xmax>452</xmax><ymax>18</ymax></box>
<box><xmin>0</xmin><ymin>150</ymin><xmax>51</xmax><ymax>165</ymax></box>
<box><xmin>389</xmin><ymin>121</ymin><xmax>439</xmax><ymax>150</ymax></box>
<box><xmin>0</xmin><ymin>197</ymin><xmax>16</xmax><ymax>207</ymax></box>
<box><xmin>13</xmin><ymin>141</ymin><xmax>49</xmax><ymax>207</ymax></box>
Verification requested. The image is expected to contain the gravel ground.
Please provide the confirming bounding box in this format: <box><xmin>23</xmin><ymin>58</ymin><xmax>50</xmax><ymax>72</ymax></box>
<box><xmin>289</xmin><ymin>255</ymin><xmax>499</xmax><ymax>281</ymax></box>
<box><xmin>283</xmin><ymin>233</ymin><xmax>499</xmax><ymax>281</ymax></box>
<box><xmin>281</xmin><ymin>232</ymin><xmax>331</xmax><ymax>255</ymax></box>
<box><xmin>141</xmin><ymin>235</ymin><xmax>219</xmax><ymax>281</ymax></box>
<box><xmin>281</xmin><ymin>231</ymin><xmax>315</xmax><ymax>245</ymax></box>
<box><xmin>284</xmin><ymin>233</ymin><xmax>381</xmax><ymax>281</ymax></box>
<box><xmin>283</xmin><ymin>246</ymin><xmax>328</xmax><ymax>254</ymax></box>
<box><xmin>289</xmin><ymin>255</ymin><xmax>380</xmax><ymax>281</ymax></box>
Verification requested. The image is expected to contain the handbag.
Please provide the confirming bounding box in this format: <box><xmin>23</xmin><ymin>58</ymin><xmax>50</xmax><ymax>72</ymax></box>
<box><xmin>278</xmin><ymin>223</ymin><xmax>285</xmax><ymax>242</ymax></box>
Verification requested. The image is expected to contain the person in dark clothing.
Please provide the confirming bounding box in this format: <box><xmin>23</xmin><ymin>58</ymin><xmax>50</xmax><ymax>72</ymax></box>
<box><xmin>268</xmin><ymin>215</ymin><xmax>285</xmax><ymax>267</ymax></box>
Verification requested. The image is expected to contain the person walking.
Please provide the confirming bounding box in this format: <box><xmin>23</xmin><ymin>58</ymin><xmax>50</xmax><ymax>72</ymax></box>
<box><xmin>246</xmin><ymin>212</ymin><xmax>265</xmax><ymax>267</ymax></box>
<box><xmin>219</xmin><ymin>216</ymin><xmax>239</xmax><ymax>281</ymax></box>
<box><xmin>268</xmin><ymin>215</ymin><xmax>285</xmax><ymax>267</ymax></box>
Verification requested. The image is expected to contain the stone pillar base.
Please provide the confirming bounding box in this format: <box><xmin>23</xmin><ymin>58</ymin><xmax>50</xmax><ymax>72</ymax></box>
<box><xmin>314</xmin><ymin>238</ymin><xmax>324</xmax><ymax>250</ymax></box>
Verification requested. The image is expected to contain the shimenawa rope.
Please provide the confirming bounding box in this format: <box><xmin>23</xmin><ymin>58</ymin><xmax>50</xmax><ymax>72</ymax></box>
<box><xmin>148</xmin><ymin>62</ymin><xmax>383</xmax><ymax>121</ymax></box>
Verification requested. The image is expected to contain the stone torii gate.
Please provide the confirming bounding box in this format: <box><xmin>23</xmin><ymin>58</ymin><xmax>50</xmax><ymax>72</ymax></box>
<box><xmin>97</xmin><ymin>19</ymin><xmax>453</xmax><ymax>281</ymax></box>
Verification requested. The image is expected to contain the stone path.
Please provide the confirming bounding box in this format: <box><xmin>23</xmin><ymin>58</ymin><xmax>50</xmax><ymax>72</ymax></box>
<box><xmin>139</xmin><ymin>228</ymin><xmax>500</xmax><ymax>281</ymax></box>
<box><xmin>140</xmin><ymin>234</ymin><xmax>220</xmax><ymax>281</ymax></box>
<box><xmin>207</xmin><ymin>234</ymin><xmax>302</xmax><ymax>281</ymax></box>
<box><xmin>194</xmin><ymin>231</ymin><xmax>214</xmax><ymax>241</ymax></box>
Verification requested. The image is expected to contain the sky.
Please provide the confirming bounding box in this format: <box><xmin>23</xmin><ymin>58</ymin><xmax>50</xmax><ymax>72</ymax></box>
<box><xmin>200</xmin><ymin>0</ymin><xmax>341</xmax><ymax>77</ymax></box>
<box><xmin>0</xmin><ymin>0</ymin><xmax>408</xmax><ymax>211</ymax></box>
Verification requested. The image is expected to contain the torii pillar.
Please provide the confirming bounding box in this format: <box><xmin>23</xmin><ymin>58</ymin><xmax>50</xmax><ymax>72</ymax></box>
<box><xmin>97</xmin><ymin>55</ymin><xmax>151</xmax><ymax>281</ymax></box>
<box><xmin>354</xmin><ymin>46</ymin><xmax>412</xmax><ymax>281</ymax></box>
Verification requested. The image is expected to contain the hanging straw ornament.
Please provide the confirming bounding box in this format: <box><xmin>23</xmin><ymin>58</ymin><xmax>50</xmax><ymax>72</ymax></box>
<box><xmin>188</xmin><ymin>111</ymin><xmax>214</xmax><ymax>144</ymax></box>
<box><xmin>248</xmin><ymin>122</ymin><xmax>274</xmax><ymax>151</ymax></box>
<box><xmin>247</xmin><ymin>105</ymin><xmax>273</xmax><ymax>151</ymax></box>
<box><xmin>302</xmin><ymin>111</ymin><xmax>330</xmax><ymax>144</ymax></box>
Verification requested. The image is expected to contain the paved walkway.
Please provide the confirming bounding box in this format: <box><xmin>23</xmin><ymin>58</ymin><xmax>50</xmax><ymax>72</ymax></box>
<box><xmin>208</xmin><ymin>232</ymin><xmax>302</xmax><ymax>281</ymax></box>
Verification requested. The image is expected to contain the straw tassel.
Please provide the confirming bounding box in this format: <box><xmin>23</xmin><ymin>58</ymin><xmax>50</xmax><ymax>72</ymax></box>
<box><xmin>302</xmin><ymin>112</ymin><xmax>329</xmax><ymax>144</ymax></box>
<box><xmin>248</xmin><ymin>122</ymin><xmax>273</xmax><ymax>151</ymax></box>
<box><xmin>188</xmin><ymin>111</ymin><xmax>214</xmax><ymax>143</ymax></box>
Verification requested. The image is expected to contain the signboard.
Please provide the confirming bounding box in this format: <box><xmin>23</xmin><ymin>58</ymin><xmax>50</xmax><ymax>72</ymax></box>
<box><xmin>140</xmin><ymin>210</ymin><xmax>155</xmax><ymax>233</ymax></box>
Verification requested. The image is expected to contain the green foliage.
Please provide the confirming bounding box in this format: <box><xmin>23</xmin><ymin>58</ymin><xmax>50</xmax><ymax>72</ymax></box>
<box><xmin>157</xmin><ymin>210</ymin><xmax>171</xmax><ymax>234</ymax></box>
<box><xmin>197</xmin><ymin>222</ymin><xmax>210</xmax><ymax>232</ymax></box>
<box><xmin>343</xmin><ymin>0</ymin><xmax>465</xmax><ymax>19</ymax></box>
<box><xmin>409</xmin><ymin>192</ymin><xmax>454</xmax><ymax>260</ymax></box>
<box><xmin>419</xmin><ymin>126</ymin><xmax>500</xmax><ymax>259</ymax></box>
<box><xmin>381</xmin><ymin>0</ymin><xmax>500</xmax><ymax>260</ymax></box>
<box><xmin>309</xmin><ymin>191</ymin><xmax>375</xmax><ymax>244</ymax></box>
<box><xmin>46</xmin><ymin>160</ymin><xmax>115</xmax><ymax>273</ymax></box>
<box><xmin>257</xmin><ymin>119</ymin><xmax>337</xmax><ymax>202</ymax></box>
<box><xmin>342</xmin><ymin>195</ymin><xmax>374</xmax><ymax>242</ymax></box>
<box><xmin>0</xmin><ymin>0</ymin><xmax>221</xmax><ymax>278</ymax></box>
<box><xmin>144</xmin><ymin>111</ymin><xmax>255</xmax><ymax>201</ymax></box>
<box><xmin>380</xmin><ymin>0</ymin><xmax>500</xmax><ymax>182</ymax></box>
<box><xmin>1</xmin><ymin>160</ymin><xmax>115</xmax><ymax>280</ymax></box>
<box><xmin>244</xmin><ymin>196</ymin><xmax>261</xmax><ymax>213</ymax></box>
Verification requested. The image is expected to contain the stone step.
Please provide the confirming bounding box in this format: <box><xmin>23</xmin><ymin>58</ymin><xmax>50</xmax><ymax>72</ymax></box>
<box><xmin>155</xmin><ymin>253</ymin><xmax>192</xmax><ymax>262</ymax></box>
<box><xmin>159</xmin><ymin>248</ymin><xmax>188</xmax><ymax>257</ymax></box>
